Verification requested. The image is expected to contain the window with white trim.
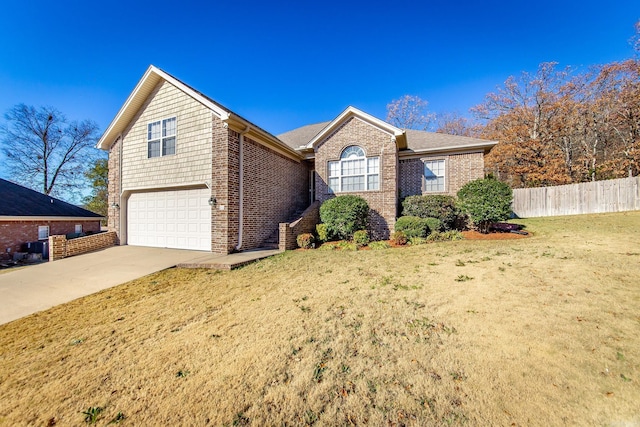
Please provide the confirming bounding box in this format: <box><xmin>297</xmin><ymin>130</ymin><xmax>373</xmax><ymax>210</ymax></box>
<box><xmin>424</xmin><ymin>159</ymin><xmax>446</xmax><ymax>192</ymax></box>
<box><xmin>328</xmin><ymin>146</ymin><xmax>379</xmax><ymax>193</ymax></box>
<box><xmin>75</xmin><ymin>224</ymin><xmax>82</xmax><ymax>233</ymax></box>
<box><xmin>38</xmin><ymin>225</ymin><xmax>49</xmax><ymax>240</ymax></box>
<box><xmin>148</xmin><ymin>117</ymin><xmax>176</xmax><ymax>158</ymax></box>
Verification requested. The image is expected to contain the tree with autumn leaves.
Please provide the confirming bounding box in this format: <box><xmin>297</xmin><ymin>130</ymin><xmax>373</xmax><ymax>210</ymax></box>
<box><xmin>476</xmin><ymin>59</ymin><xmax>640</xmax><ymax>188</ymax></box>
<box><xmin>475</xmin><ymin>22</ymin><xmax>640</xmax><ymax>188</ymax></box>
<box><xmin>388</xmin><ymin>21</ymin><xmax>640</xmax><ymax>189</ymax></box>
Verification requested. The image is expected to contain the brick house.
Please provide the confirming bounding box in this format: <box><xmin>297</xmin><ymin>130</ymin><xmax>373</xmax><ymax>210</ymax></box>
<box><xmin>98</xmin><ymin>66</ymin><xmax>496</xmax><ymax>254</ymax></box>
<box><xmin>0</xmin><ymin>178</ymin><xmax>103</xmax><ymax>258</ymax></box>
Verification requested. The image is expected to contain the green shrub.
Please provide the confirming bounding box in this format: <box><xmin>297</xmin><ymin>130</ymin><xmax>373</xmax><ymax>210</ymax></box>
<box><xmin>390</xmin><ymin>231</ymin><xmax>408</xmax><ymax>246</ymax></box>
<box><xmin>296</xmin><ymin>233</ymin><xmax>315</xmax><ymax>249</ymax></box>
<box><xmin>315</xmin><ymin>224</ymin><xmax>328</xmax><ymax>243</ymax></box>
<box><xmin>319</xmin><ymin>195</ymin><xmax>369</xmax><ymax>240</ymax></box>
<box><xmin>352</xmin><ymin>230</ymin><xmax>370</xmax><ymax>247</ymax></box>
<box><xmin>337</xmin><ymin>241</ymin><xmax>358</xmax><ymax>251</ymax></box>
<box><xmin>457</xmin><ymin>178</ymin><xmax>513</xmax><ymax>233</ymax></box>
<box><xmin>369</xmin><ymin>241</ymin><xmax>391</xmax><ymax>250</ymax></box>
<box><xmin>401</xmin><ymin>195</ymin><xmax>459</xmax><ymax>230</ymax></box>
<box><xmin>318</xmin><ymin>242</ymin><xmax>337</xmax><ymax>251</ymax></box>
<box><xmin>395</xmin><ymin>216</ymin><xmax>431</xmax><ymax>238</ymax></box>
<box><xmin>423</xmin><ymin>217</ymin><xmax>442</xmax><ymax>234</ymax></box>
<box><xmin>408</xmin><ymin>236</ymin><xmax>428</xmax><ymax>245</ymax></box>
<box><xmin>427</xmin><ymin>230</ymin><xmax>464</xmax><ymax>242</ymax></box>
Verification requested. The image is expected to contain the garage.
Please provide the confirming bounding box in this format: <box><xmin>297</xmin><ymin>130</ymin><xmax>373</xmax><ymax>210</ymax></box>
<box><xmin>127</xmin><ymin>188</ymin><xmax>211</xmax><ymax>251</ymax></box>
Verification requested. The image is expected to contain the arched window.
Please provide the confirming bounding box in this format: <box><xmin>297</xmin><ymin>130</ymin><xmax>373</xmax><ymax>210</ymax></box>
<box><xmin>328</xmin><ymin>145</ymin><xmax>380</xmax><ymax>193</ymax></box>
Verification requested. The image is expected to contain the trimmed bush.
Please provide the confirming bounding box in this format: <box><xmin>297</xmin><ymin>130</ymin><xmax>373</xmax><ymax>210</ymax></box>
<box><xmin>352</xmin><ymin>230</ymin><xmax>370</xmax><ymax>248</ymax></box>
<box><xmin>457</xmin><ymin>178</ymin><xmax>513</xmax><ymax>233</ymax></box>
<box><xmin>369</xmin><ymin>241</ymin><xmax>391</xmax><ymax>250</ymax></box>
<box><xmin>427</xmin><ymin>230</ymin><xmax>464</xmax><ymax>242</ymax></box>
<box><xmin>296</xmin><ymin>233</ymin><xmax>315</xmax><ymax>249</ymax></box>
<box><xmin>423</xmin><ymin>217</ymin><xmax>442</xmax><ymax>234</ymax></box>
<box><xmin>394</xmin><ymin>216</ymin><xmax>431</xmax><ymax>238</ymax></box>
<box><xmin>319</xmin><ymin>195</ymin><xmax>369</xmax><ymax>240</ymax></box>
<box><xmin>390</xmin><ymin>231</ymin><xmax>408</xmax><ymax>246</ymax></box>
<box><xmin>401</xmin><ymin>195</ymin><xmax>459</xmax><ymax>230</ymax></box>
<box><xmin>337</xmin><ymin>241</ymin><xmax>358</xmax><ymax>251</ymax></box>
<box><xmin>315</xmin><ymin>224</ymin><xmax>328</xmax><ymax>243</ymax></box>
<box><xmin>408</xmin><ymin>236</ymin><xmax>427</xmax><ymax>246</ymax></box>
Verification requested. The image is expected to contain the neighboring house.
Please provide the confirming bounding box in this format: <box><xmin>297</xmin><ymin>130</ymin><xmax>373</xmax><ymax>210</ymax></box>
<box><xmin>98</xmin><ymin>66</ymin><xmax>496</xmax><ymax>254</ymax></box>
<box><xmin>0</xmin><ymin>179</ymin><xmax>103</xmax><ymax>257</ymax></box>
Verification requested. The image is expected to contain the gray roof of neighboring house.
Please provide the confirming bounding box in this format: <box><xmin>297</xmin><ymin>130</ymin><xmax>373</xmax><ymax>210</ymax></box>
<box><xmin>277</xmin><ymin>123</ymin><xmax>496</xmax><ymax>153</ymax></box>
<box><xmin>0</xmin><ymin>179</ymin><xmax>103</xmax><ymax>218</ymax></box>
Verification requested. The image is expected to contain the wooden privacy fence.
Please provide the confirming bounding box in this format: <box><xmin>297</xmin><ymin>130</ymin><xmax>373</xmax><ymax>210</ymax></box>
<box><xmin>512</xmin><ymin>176</ymin><xmax>640</xmax><ymax>218</ymax></box>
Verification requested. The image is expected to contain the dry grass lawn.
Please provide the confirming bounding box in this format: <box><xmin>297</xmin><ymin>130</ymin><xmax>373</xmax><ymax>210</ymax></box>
<box><xmin>1</xmin><ymin>212</ymin><xmax>639</xmax><ymax>426</ymax></box>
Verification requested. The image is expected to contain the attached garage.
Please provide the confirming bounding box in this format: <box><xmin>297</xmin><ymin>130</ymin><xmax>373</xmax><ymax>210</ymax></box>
<box><xmin>127</xmin><ymin>188</ymin><xmax>211</xmax><ymax>251</ymax></box>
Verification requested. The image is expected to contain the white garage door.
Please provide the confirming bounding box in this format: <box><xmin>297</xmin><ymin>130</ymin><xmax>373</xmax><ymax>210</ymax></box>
<box><xmin>128</xmin><ymin>188</ymin><xmax>211</xmax><ymax>251</ymax></box>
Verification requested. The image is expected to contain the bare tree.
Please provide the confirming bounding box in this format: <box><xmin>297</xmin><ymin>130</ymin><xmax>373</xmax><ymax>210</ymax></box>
<box><xmin>435</xmin><ymin>112</ymin><xmax>478</xmax><ymax>136</ymax></box>
<box><xmin>0</xmin><ymin>104</ymin><xmax>100</xmax><ymax>197</ymax></box>
<box><xmin>386</xmin><ymin>95</ymin><xmax>435</xmax><ymax>130</ymax></box>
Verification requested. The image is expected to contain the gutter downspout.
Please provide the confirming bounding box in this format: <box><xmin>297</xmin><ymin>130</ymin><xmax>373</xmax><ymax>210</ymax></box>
<box><xmin>236</xmin><ymin>125</ymin><xmax>250</xmax><ymax>251</ymax></box>
<box><xmin>117</xmin><ymin>134</ymin><xmax>124</xmax><ymax>244</ymax></box>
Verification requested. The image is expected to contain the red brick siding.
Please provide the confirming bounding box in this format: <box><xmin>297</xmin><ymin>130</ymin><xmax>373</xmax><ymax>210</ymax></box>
<box><xmin>315</xmin><ymin>117</ymin><xmax>398</xmax><ymax>239</ymax></box>
<box><xmin>211</xmin><ymin>118</ymin><xmax>232</xmax><ymax>254</ymax></box>
<box><xmin>279</xmin><ymin>201</ymin><xmax>320</xmax><ymax>251</ymax></box>
<box><xmin>447</xmin><ymin>152</ymin><xmax>485</xmax><ymax>194</ymax></box>
<box><xmin>107</xmin><ymin>136</ymin><xmax>121</xmax><ymax>236</ymax></box>
<box><xmin>399</xmin><ymin>152</ymin><xmax>486</xmax><ymax>199</ymax></box>
<box><xmin>49</xmin><ymin>231</ymin><xmax>118</xmax><ymax>261</ymax></box>
<box><xmin>211</xmin><ymin>121</ymin><xmax>309</xmax><ymax>254</ymax></box>
<box><xmin>0</xmin><ymin>220</ymin><xmax>101</xmax><ymax>255</ymax></box>
<box><xmin>241</xmin><ymin>136</ymin><xmax>309</xmax><ymax>250</ymax></box>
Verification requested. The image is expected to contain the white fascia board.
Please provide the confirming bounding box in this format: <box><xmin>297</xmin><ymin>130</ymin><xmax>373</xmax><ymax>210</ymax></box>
<box><xmin>398</xmin><ymin>141</ymin><xmax>499</xmax><ymax>157</ymax></box>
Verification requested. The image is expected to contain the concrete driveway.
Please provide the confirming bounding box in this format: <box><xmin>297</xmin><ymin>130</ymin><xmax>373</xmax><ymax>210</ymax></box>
<box><xmin>0</xmin><ymin>246</ymin><xmax>206</xmax><ymax>325</ymax></box>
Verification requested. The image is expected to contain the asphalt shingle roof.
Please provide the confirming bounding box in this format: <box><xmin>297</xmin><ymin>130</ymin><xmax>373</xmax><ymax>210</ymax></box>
<box><xmin>277</xmin><ymin>122</ymin><xmax>330</xmax><ymax>150</ymax></box>
<box><xmin>0</xmin><ymin>179</ymin><xmax>103</xmax><ymax>218</ymax></box>
<box><xmin>277</xmin><ymin>123</ymin><xmax>496</xmax><ymax>152</ymax></box>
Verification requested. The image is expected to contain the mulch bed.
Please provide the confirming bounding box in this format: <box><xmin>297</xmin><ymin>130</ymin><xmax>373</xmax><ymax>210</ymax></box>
<box><xmin>462</xmin><ymin>230</ymin><xmax>530</xmax><ymax>240</ymax></box>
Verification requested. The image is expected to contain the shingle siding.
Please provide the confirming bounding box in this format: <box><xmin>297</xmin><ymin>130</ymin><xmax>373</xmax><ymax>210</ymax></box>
<box><xmin>120</xmin><ymin>80</ymin><xmax>213</xmax><ymax>190</ymax></box>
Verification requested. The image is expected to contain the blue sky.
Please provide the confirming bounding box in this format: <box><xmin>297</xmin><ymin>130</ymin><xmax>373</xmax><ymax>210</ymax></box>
<box><xmin>0</xmin><ymin>0</ymin><xmax>638</xmax><ymax>143</ymax></box>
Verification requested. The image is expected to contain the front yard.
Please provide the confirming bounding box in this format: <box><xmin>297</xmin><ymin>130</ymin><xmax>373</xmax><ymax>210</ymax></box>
<box><xmin>0</xmin><ymin>212</ymin><xmax>639</xmax><ymax>425</ymax></box>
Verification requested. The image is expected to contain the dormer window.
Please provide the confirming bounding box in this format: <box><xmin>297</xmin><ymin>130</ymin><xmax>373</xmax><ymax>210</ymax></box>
<box><xmin>328</xmin><ymin>145</ymin><xmax>380</xmax><ymax>193</ymax></box>
<box><xmin>148</xmin><ymin>117</ymin><xmax>176</xmax><ymax>158</ymax></box>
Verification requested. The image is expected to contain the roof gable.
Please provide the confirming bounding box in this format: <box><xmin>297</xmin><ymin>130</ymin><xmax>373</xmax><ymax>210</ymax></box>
<box><xmin>0</xmin><ymin>179</ymin><xmax>103</xmax><ymax>218</ymax></box>
<box><xmin>304</xmin><ymin>106</ymin><xmax>407</xmax><ymax>150</ymax></box>
<box><xmin>97</xmin><ymin>65</ymin><xmax>303</xmax><ymax>161</ymax></box>
<box><xmin>97</xmin><ymin>66</ymin><xmax>230</xmax><ymax>150</ymax></box>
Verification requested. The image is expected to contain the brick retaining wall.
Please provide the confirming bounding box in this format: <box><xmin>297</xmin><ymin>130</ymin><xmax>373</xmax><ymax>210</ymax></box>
<box><xmin>279</xmin><ymin>202</ymin><xmax>320</xmax><ymax>250</ymax></box>
<box><xmin>49</xmin><ymin>231</ymin><xmax>118</xmax><ymax>261</ymax></box>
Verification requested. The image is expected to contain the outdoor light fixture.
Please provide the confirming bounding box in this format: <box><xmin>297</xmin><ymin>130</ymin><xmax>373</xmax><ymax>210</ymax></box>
<box><xmin>111</xmin><ymin>202</ymin><xmax>120</xmax><ymax>209</ymax></box>
<box><xmin>208</xmin><ymin>196</ymin><xmax>217</xmax><ymax>206</ymax></box>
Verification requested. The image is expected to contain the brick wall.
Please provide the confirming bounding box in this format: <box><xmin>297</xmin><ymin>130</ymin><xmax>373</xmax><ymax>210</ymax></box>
<box><xmin>241</xmin><ymin>135</ymin><xmax>309</xmax><ymax>250</ymax></box>
<box><xmin>49</xmin><ymin>231</ymin><xmax>118</xmax><ymax>261</ymax></box>
<box><xmin>399</xmin><ymin>152</ymin><xmax>486</xmax><ymax>200</ymax></box>
<box><xmin>107</xmin><ymin>136</ymin><xmax>121</xmax><ymax>234</ymax></box>
<box><xmin>211</xmin><ymin>118</ymin><xmax>232</xmax><ymax>254</ymax></box>
<box><xmin>279</xmin><ymin>201</ymin><xmax>320</xmax><ymax>250</ymax></box>
<box><xmin>315</xmin><ymin>117</ymin><xmax>398</xmax><ymax>239</ymax></box>
<box><xmin>0</xmin><ymin>220</ymin><xmax>101</xmax><ymax>256</ymax></box>
<box><xmin>212</xmin><ymin>125</ymin><xmax>309</xmax><ymax>254</ymax></box>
